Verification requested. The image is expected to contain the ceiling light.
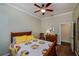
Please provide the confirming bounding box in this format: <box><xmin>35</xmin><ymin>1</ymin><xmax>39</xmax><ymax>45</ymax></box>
<box><xmin>41</xmin><ymin>9</ymin><xmax>46</xmax><ymax>13</ymax></box>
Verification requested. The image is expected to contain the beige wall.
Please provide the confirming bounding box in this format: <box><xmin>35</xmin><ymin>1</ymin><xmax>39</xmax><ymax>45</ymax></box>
<box><xmin>0</xmin><ymin>4</ymin><xmax>41</xmax><ymax>55</ymax></box>
<box><xmin>73</xmin><ymin>4</ymin><xmax>79</xmax><ymax>55</ymax></box>
<box><xmin>41</xmin><ymin>11</ymin><xmax>73</xmax><ymax>44</ymax></box>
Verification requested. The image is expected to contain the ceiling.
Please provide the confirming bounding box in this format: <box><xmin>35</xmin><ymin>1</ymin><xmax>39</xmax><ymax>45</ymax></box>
<box><xmin>6</xmin><ymin>3</ymin><xmax>76</xmax><ymax>19</ymax></box>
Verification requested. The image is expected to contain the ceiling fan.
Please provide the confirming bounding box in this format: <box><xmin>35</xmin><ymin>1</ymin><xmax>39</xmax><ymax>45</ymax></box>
<box><xmin>34</xmin><ymin>3</ymin><xmax>53</xmax><ymax>15</ymax></box>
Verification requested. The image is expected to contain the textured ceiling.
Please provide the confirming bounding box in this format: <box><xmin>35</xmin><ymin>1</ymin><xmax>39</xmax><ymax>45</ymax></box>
<box><xmin>6</xmin><ymin>3</ymin><xmax>76</xmax><ymax>19</ymax></box>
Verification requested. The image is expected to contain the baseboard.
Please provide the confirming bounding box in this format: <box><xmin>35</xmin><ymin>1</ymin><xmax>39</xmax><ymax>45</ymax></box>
<box><xmin>61</xmin><ymin>40</ymin><xmax>70</xmax><ymax>43</ymax></box>
<box><xmin>75</xmin><ymin>51</ymin><xmax>78</xmax><ymax>56</ymax></box>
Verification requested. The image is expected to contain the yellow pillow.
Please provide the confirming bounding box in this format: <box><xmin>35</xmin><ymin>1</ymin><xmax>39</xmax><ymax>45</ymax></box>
<box><xmin>27</xmin><ymin>35</ymin><xmax>35</xmax><ymax>41</ymax></box>
<box><xmin>15</xmin><ymin>35</ymin><xmax>27</xmax><ymax>44</ymax></box>
<box><xmin>8</xmin><ymin>47</ymin><xmax>16</xmax><ymax>56</ymax></box>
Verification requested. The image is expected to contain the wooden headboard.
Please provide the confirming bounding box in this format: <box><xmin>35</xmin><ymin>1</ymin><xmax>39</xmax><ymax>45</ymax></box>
<box><xmin>11</xmin><ymin>31</ymin><xmax>32</xmax><ymax>43</ymax></box>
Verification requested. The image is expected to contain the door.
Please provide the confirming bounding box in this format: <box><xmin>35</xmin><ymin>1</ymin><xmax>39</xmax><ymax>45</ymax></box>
<box><xmin>61</xmin><ymin>24</ymin><xmax>71</xmax><ymax>43</ymax></box>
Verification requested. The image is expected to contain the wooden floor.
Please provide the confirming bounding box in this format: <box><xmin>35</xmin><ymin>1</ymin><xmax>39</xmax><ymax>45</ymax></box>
<box><xmin>56</xmin><ymin>42</ymin><xmax>75</xmax><ymax>56</ymax></box>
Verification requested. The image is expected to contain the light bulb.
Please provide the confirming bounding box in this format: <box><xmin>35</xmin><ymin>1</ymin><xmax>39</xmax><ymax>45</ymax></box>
<box><xmin>41</xmin><ymin>9</ymin><xmax>46</xmax><ymax>13</ymax></box>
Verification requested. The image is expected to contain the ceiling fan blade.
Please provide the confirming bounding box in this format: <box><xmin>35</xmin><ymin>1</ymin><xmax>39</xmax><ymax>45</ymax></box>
<box><xmin>42</xmin><ymin>13</ymin><xmax>45</xmax><ymax>15</ymax></box>
<box><xmin>45</xmin><ymin>3</ymin><xmax>52</xmax><ymax>8</ymax></box>
<box><xmin>34</xmin><ymin>4</ymin><xmax>41</xmax><ymax>8</ymax></box>
<box><xmin>46</xmin><ymin>9</ymin><xmax>53</xmax><ymax>12</ymax></box>
<box><xmin>34</xmin><ymin>10</ymin><xmax>40</xmax><ymax>13</ymax></box>
<box><xmin>42</xmin><ymin>4</ymin><xmax>44</xmax><ymax>8</ymax></box>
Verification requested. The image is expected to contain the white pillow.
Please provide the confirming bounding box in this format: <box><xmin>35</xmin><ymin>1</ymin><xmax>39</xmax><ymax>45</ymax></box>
<box><xmin>12</xmin><ymin>37</ymin><xmax>16</xmax><ymax>44</ymax></box>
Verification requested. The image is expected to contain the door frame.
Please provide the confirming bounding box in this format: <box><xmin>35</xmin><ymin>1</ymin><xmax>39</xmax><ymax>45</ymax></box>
<box><xmin>73</xmin><ymin>22</ymin><xmax>76</xmax><ymax>53</ymax></box>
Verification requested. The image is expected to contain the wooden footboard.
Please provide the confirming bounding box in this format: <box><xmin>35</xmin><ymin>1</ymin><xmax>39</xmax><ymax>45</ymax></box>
<box><xmin>44</xmin><ymin>34</ymin><xmax>57</xmax><ymax>56</ymax></box>
<box><xmin>43</xmin><ymin>41</ymin><xmax>57</xmax><ymax>56</ymax></box>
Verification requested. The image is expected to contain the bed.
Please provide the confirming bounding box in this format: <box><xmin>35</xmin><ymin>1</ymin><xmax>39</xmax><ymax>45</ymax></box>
<box><xmin>10</xmin><ymin>31</ymin><xmax>57</xmax><ymax>56</ymax></box>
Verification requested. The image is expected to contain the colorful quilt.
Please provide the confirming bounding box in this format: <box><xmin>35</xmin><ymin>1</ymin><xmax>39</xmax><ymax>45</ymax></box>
<box><xmin>13</xmin><ymin>39</ymin><xmax>53</xmax><ymax>56</ymax></box>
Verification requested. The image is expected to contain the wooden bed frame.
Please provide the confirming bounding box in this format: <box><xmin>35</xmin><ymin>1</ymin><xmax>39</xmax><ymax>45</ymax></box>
<box><xmin>11</xmin><ymin>31</ymin><xmax>57</xmax><ymax>56</ymax></box>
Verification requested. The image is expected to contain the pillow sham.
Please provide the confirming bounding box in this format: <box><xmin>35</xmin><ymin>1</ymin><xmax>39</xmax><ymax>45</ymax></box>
<box><xmin>15</xmin><ymin>35</ymin><xmax>27</xmax><ymax>44</ymax></box>
<box><xmin>27</xmin><ymin>35</ymin><xmax>35</xmax><ymax>41</ymax></box>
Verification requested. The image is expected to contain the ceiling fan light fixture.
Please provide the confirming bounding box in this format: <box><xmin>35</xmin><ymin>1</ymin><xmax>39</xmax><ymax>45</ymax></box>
<box><xmin>41</xmin><ymin>9</ymin><xmax>46</xmax><ymax>13</ymax></box>
<box><xmin>34</xmin><ymin>3</ymin><xmax>53</xmax><ymax>15</ymax></box>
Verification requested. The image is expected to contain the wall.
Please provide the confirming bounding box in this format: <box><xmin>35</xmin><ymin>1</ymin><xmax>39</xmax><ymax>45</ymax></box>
<box><xmin>73</xmin><ymin>4</ymin><xmax>79</xmax><ymax>55</ymax></box>
<box><xmin>41</xmin><ymin>11</ymin><xmax>73</xmax><ymax>44</ymax></box>
<box><xmin>0</xmin><ymin>4</ymin><xmax>41</xmax><ymax>55</ymax></box>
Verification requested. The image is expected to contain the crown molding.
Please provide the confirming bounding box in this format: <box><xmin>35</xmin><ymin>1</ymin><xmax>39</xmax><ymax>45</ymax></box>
<box><xmin>5</xmin><ymin>4</ymin><xmax>41</xmax><ymax>20</ymax></box>
<box><xmin>41</xmin><ymin>11</ymin><xmax>73</xmax><ymax>20</ymax></box>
